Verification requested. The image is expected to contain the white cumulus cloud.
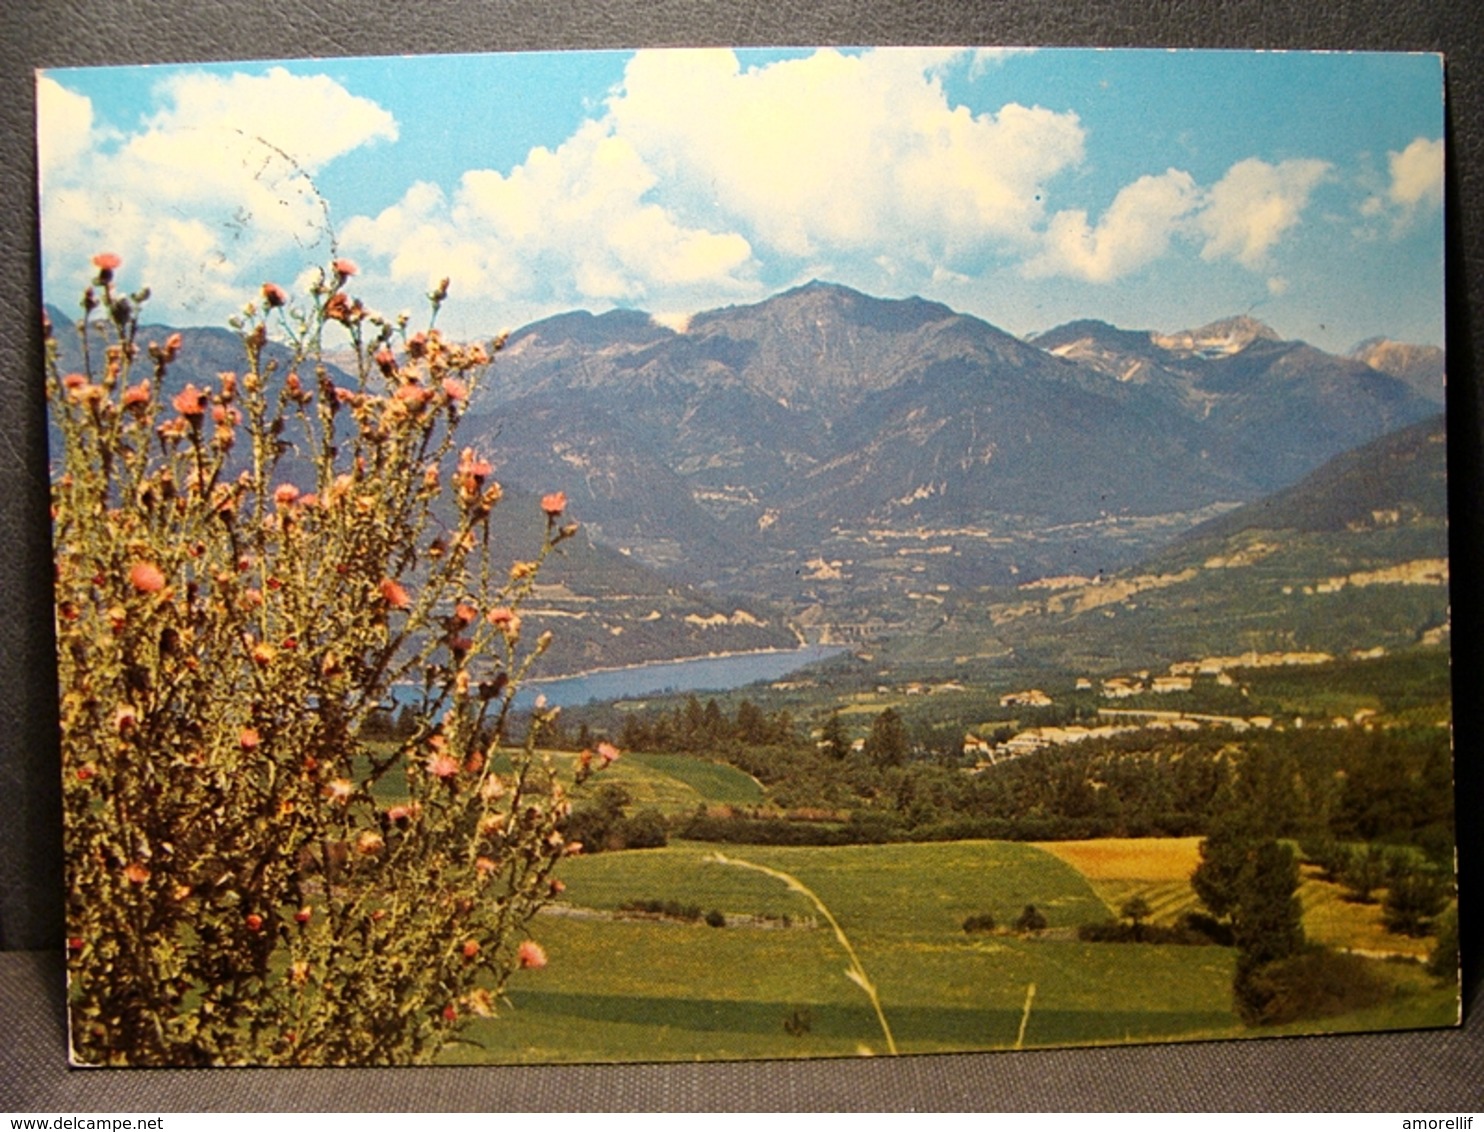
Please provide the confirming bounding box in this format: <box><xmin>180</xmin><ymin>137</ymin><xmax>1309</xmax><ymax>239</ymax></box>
<box><xmin>1025</xmin><ymin>157</ymin><xmax>1329</xmax><ymax>284</ymax></box>
<box><xmin>608</xmin><ymin>47</ymin><xmax>1084</xmax><ymax>265</ymax></box>
<box><xmin>1388</xmin><ymin>136</ymin><xmax>1444</xmax><ymax>208</ymax></box>
<box><xmin>1024</xmin><ymin>169</ymin><xmax>1200</xmax><ymax>283</ymax></box>
<box><xmin>1196</xmin><ymin>157</ymin><xmax>1331</xmax><ymax>269</ymax></box>
<box><xmin>340</xmin><ymin>47</ymin><xmax>1091</xmax><ymax>326</ymax></box>
<box><xmin>38</xmin><ymin>67</ymin><xmax>397</xmax><ymax>317</ymax></box>
<box><xmin>341</xmin><ymin>116</ymin><xmax>756</xmax><ymax>326</ymax></box>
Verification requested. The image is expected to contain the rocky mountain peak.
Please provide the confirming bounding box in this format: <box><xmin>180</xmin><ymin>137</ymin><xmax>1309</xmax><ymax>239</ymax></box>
<box><xmin>1152</xmin><ymin>315</ymin><xmax>1281</xmax><ymax>357</ymax></box>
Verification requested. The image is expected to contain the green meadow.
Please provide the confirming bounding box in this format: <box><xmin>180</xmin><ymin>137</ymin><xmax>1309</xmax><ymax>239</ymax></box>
<box><xmin>360</xmin><ymin>744</ymin><xmax>1455</xmax><ymax>1065</ymax></box>
<box><xmin>447</xmin><ymin>839</ymin><xmax>1247</xmax><ymax>1063</ymax></box>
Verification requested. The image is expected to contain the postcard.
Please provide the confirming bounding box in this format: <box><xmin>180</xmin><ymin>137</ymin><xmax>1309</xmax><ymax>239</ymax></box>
<box><xmin>38</xmin><ymin>47</ymin><xmax>1455</xmax><ymax>1067</ymax></box>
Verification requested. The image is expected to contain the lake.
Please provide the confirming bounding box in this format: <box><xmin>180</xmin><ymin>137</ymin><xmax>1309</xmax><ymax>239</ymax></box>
<box><xmin>390</xmin><ymin>644</ymin><xmax>846</xmax><ymax>711</ymax></box>
<box><xmin>521</xmin><ymin>644</ymin><xmax>846</xmax><ymax>707</ymax></box>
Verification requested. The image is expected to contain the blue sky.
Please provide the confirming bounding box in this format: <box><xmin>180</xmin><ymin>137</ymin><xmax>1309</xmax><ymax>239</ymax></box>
<box><xmin>37</xmin><ymin>48</ymin><xmax>1444</xmax><ymax>352</ymax></box>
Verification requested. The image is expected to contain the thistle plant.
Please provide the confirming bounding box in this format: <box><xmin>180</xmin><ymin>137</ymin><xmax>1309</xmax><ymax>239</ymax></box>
<box><xmin>51</xmin><ymin>255</ymin><xmax>595</xmax><ymax>1066</ymax></box>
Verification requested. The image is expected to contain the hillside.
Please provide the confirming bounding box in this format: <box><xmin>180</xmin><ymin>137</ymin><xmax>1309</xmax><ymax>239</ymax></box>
<box><xmin>887</xmin><ymin>415</ymin><xmax>1450</xmax><ymax>676</ymax></box>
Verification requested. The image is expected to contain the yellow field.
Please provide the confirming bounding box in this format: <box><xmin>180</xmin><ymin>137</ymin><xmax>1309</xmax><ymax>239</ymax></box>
<box><xmin>1033</xmin><ymin>838</ymin><xmax>1205</xmax><ymax>926</ymax></box>
<box><xmin>1033</xmin><ymin>837</ymin><xmax>1203</xmax><ymax>881</ymax></box>
<box><xmin>1036</xmin><ymin>838</ymin><xmax>1439</xmax><ymax>958</ymax></box>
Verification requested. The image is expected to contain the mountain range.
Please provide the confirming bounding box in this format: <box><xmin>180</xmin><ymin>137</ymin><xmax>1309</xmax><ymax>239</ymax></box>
<box><xmin>459</xmin><ymin>283</ymin><xmax>1440</xmax><ymax>625</ymax></box>
<box><xmin>45</xmin><ymin>283</ymin><xmax>1445</xmax><ymax>661</ymax></box>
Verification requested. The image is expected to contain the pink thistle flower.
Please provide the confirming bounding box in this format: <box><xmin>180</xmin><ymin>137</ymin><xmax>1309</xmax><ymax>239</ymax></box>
<box><xmin>425</xmin><ymin>752</ymin><xmax>460</xmax><ymax>780</ymax></box>
<box><xmin>457</xmin><ymin>447</ymin><xmax>493</xmax><ymax>482</ymax></box>
<box><xmin>171</xmin><ymin>384</ymin><xmax>207</xmax><ymax>419</ymax></box>
<box><xmin>239</xmin><ymin>727</ymin><xmax>260</xmax><ymax>750</ymax></box>
<box><xmin>163</xmin><ymin>332</ymin><xmax>183</xmax><ymax>361</ymax></box>
<box><xmin>295</xmin><ymin>906</ymin><xmax>312</xmax><ymax>925</ymax></box>
<box><xmin>441</xmin><ymin>377</ymin><xmax>468</xmax><ymax>402</ymax></box>
<box><xmin>325</xmin><ymin>778</ymin><xmax>354</xmax><ymax>805</ymax></box>
<box><xmin>461</xmin><ymin>939</ymin><xmax>480</xmax><ymax>960</ymax></box>
<box><xmin>597</xmin><ymin>741</ymin><xmax>621</xmax><ymax>767</ymax></box>
<box><xmin>332</xmin><ymin>258</ymin><xmax>358</xmax><ymax>278</ymax></box>
<box><xmin>273</xmin><ymin>483</ymin><xmax>301</xmax><ymax>507</ymax></box>
<box><xmin>355</xmin><ymin>830</ymin><xmax>384</xmax><ymax>856</ymax></box>
<box><xmin>122</xmin><ymin>380</ymin><xmax>150</xmax><ymax>408</ymax></box>
<box><xmin>386</xmin><ymin>802</ymin><xmax>419</xmax><ymax>827</ymax></box>
<box><xmin>324</xmin><ymin>292</ymin><xmax>352</xmax><ymax>323</ymax></box>
<box><xmin>441</xmin><ymin>1003</ymin><xmax>458</xmax><ymax>1023</ymax></box>
<box><xmin>262</xmin><ymin>282</ymin><xmax>288</xmax><ymax>308</ymax></box>
<box><xmin>517</xmin><ymin>940</ymin><xmax>547</xmax><ymax>969</ymax></box>
<box><xmin>129</xmin><ymin>561</ymin><xmax>167</xmax><ymax>594</ymax></box>
<box><xmin>374</xmin><ymin>347</ymin><xmax>396</xmax><ymax>376</ymax></box>
<box><xmin>379</xmin><ymin>578</ymin><xmax>411</xmax><ymax>610</ymax></box>
<box><xmin>475</xmin><ymin>856</ymin><xmax>498</xmax><ymax>877</ymax></box>
<box><xmin>541</xmin><ymin>491</ymin><xmax>567</xmax><ymax>517</ymax></box>
<box><xmin>113</xmin><ymin>705</ymin><xmax>140</xmax><ymax>733</ymax></box>
<box><xmin>394</xmin><ymin>382</ymin><xmax>432</xmax><ymax>407</ymax></box>
<box><xmin>244</xmin><ymin>913</ymin><xmax>264</xmax><ymax>932</ymax></box>
<box><xmin>123</xmin><ymin>861</ymin><xmax>150</xmax><ymax>884</ymax></box>
<box><xmin>92</xmin><ymin>252</ymin><xmax>122</xmax><ymax>273</ymax></box>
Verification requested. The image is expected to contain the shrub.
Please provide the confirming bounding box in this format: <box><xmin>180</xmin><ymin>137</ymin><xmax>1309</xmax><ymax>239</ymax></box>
<box><xmin>1382</xmin><ymin>865</ymin><xmax>1452</xmax><ymax>937</ymax></box>
<box><xmin>1176</xmin><ymin>911</ymin><xmax>1234</xmax><ymax>946</ymax></box>
<box><xmin>1014</xmin><ymin>904</ymin><xmax>1048</xmax><ymax>934</ymax></box>
<box><xmin>52</xmin><ymin>258</ymin><xmax>596</xmax><ymax>1066</ymax></box>
<box><xmin>620</xmin><ymin>806</ymin><xmax>670</xmax><ymax>850</ymax></box>
<box><xmin>1426</xmin><ymin>906</ymin><xmax>1459</xmax><ymax>979</ymax></box>
<box><xmin>962</xmin><ymin>912</ymin><xmax>997</xmax><ymax>933</ymax></box>
<box><xmin>783</xmin><ymin>1006</ymin><xmax>813</xmax><ymax>1037</ymax></box>
<box><xmin>705</xmin><ymin>909</ymin><xmax>727</xmax><ymax>928</ymax></box>
<box><xmin>1234</xmin><ymin>948</ymin><xmax>1391</xmax><ymax>1026</ymax></box>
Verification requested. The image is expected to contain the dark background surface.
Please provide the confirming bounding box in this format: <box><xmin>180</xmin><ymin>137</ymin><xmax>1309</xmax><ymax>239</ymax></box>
<box><xmin>2</xmin><ymin>0</ymin><xmax>1480</xmax><ymax>1111</ymax></box>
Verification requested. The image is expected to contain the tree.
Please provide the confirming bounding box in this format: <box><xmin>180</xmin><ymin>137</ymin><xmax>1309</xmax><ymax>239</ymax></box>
<box><xmin>735</xmin><ymin>699</ymin><xmax>768</xmax><ymax>745</ymax></box>
<box><xmin>1382</xmin><ymin>864</ymin><xmax>1451</xmax><ymax>937</ymax></box>
<box><xmin>620</xmin><ymin>807</ymin><xmax>670</xmax><ymax>850</ymax></box>
<box><xmin>565</xmin><ymin>782</ymin><xmax>633</xmax><ymax>851</ymax></box>
<box><xmin>1230</xmin><ymin>840</ymin><xmax>1306</xmax><ymax>1024</ymax></box>
<box><xmin>864</xmin><ymin>707</ymin><xmax>909</xmax><ymax>768</ymax></box>
<box><xmin>52</xmin><ymin>257</ymin><xmax>593</xmax><ymax>1066</ymax></box>
<box><xmin>1191</xmin><ymin>822</ymin><xmax>1250</xmax><ymax>920</ymax></box>
<box><xmin>1231</xmin><ymin>840</ymin><xmax>1305</xmax><ymax>967</ymax></box>
<box><xmin>1120</xmin><ymin>896</ymin><xmax>1153</xmax><ymax>942</ymax></box>
<box><xmin>820</xmin><ymin>710</ymin><xmax>850</xmax><ymax>760</ymax></box>
<box><xmin>1014</xmin><ymin>904</ymin><xmax>1048</xmax><ymax>933</ymax></box>
<box><xmin>1339</xmin><ymin>844</ymin><xmax>1388</xmax><ymax>904</ymax></box>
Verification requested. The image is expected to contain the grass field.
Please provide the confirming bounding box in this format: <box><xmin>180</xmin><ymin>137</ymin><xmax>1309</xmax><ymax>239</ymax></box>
<box><xmin>442</xmin><ymin>832</ymin><xmax>1459</xmax><ymax>1064</ymax></box>
<box><xmin>449</xmin><ymin>839</ymin><xmax>1246</xmax><ymax>1063</ymax></box>
<box><xmin>353</xmin><ymin>742</ymin><xmax>1457</xmax><ymax>1064</ymax></box>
